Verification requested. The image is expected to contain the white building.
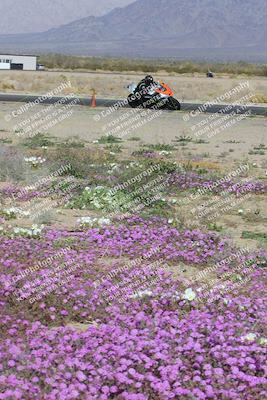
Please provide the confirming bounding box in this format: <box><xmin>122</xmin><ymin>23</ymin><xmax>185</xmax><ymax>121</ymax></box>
<box><xmin>0</xmin><ymin>54</ymin><xmax>37</xmax><ymax>71</ymax></box>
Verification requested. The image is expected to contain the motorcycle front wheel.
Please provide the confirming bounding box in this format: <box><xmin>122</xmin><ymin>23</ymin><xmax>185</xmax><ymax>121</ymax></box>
<box><xmin>164</xmin><ymin>97</ymin><xmax>181</xmax><ymax>110</ymax></box>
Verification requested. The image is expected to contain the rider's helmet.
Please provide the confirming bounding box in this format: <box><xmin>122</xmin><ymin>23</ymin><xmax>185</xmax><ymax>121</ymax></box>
<box><xmin>144</xmin><ymin>75</ymin><xmax>154</xmax><ymax>84</ymax></box>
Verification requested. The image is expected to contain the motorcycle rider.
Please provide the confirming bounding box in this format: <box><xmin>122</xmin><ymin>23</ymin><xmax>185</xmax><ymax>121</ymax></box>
<box><xmin>127</xmin><ymin>75</ymin><xmax>180</xmax><ymax>110</ymax></box>
<box><xmin>134</xmin><ymin>75</ymin><xmax>160</xmax><ymax>108</ymax></box>
<box><xmin>135</xmin><ymin>75</ymin><xmax>156</xmax><ymax>94</ymax></box>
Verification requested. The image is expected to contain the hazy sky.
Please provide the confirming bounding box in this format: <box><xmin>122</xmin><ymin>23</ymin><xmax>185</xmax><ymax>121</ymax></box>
<box><xmin>0</xmin><ymin>0</ymin><xmax>135</xmax><ymax>34</ymax></box>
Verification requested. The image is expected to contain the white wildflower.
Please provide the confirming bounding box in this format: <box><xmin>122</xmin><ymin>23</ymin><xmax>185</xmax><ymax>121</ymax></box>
<box><xmin>77</xmin><ymin>216</ymin><xmax>111</xmax><ymax>228</ymax></box>
<box><xmin>24</xmin><ymin>156</ymin><xmax>46</xmax><ymax>167</ymax></box>
<box><xmin>243</xmin><ymin>333</ymin><xmax>257</xmax><ymax>341</ymax></box>
<box><xmin>131</xmin><ymin>289</ymin><xmax>153</xmax><ymax>299</ymax></box>
<box><xmin>183</xmin><ymin>288</ymin><xmax>197</xmax><ymax>301</ymax></box>
<box><xmin>13</xmin><ymin>224</ymin><xmax>44</xmax><ymax>238</ymax></box>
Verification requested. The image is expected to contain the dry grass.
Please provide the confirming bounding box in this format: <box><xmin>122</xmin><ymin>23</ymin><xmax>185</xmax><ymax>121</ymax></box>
<box><xmin>251</xmin><ymin>93</ymin><xmax>267</xmax><ymax>103</ymax></box>
<box><xmin>0</xmin><ymin>70</ymin><xmax>267</xmax><ymax>103</ymax></box>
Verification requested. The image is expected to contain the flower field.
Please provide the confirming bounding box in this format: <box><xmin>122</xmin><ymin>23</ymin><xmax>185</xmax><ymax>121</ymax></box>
<box><xmin>0</xmin><ymin>134</ymin><xmax>266</xmax><ymax>399</ymax></box>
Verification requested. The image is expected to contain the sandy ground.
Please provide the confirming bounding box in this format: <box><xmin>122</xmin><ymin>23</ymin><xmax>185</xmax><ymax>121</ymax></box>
<box><xmin>0</xmin><ymin>70</ymin><xmax>267</xmax><ymax>103</ymax></box>
<box><xmin>0</xmin><ymin>102</ymin><xmax>266</xmax><ymax>161</ymax></box>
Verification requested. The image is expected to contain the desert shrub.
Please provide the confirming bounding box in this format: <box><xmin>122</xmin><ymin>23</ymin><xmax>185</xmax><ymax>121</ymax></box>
<box><xmin>0</xmin><ymin>146</ymin><xmax>29</xmax><ymax>182</ymax></box>
<box><xmin>47</xmin><ymin>147</ymin><xmax>109</xmax><ymax>179</ymax></box>
<box><xmin>0</xmin><ymin>209</ymin><xmax>16</xmax><ymax>220</ymax></box>
<box><xmin>0</xmin><ymin>82</ymin><xmax>15</xmax><ymax>90</ymax></box>
<box><xmin>98</xmin><ymin>135</ymin><xmax>122</xmax><ymax>144</ymax></box>
<box><xmin>174</xmin><ymin>135</ymin><xmax>193</xmax><ymax>143</ymax></box>
<box><xmin>157</xmin><ymin>160</ymin><xmax>179</xmax><ymax>174</ymax></box>
<box><xmin>105</xmin><ymin>144</ymin><xmax>122</xmax><ymax>153</ymax></box>
<box><xmin>0</xmin><ymin>138</ymin><xmax>12</xmax><ymax>144</ymax></box>
<box><xmin>242</xmin><ymin>231</ymin><xmax>267</xmax><ymax>242</ymax></box>
<box><xmin>131</xmin><ymin>149</ymin><xmax>157</xmax><ymax>158</ymax></box>
<box><xmin>60</xmin><ymin>140</ymin><xmax>85</xmax><ymax>148</ymax></box>
<box><xmin>22</xmin><ymin>133</ymin><xmax>56</xmax><ymax>148</ymax></box>
<box><xmin>69</xmin><ymin>186</ymin><xmax>129</xmax><ymax>211</ymax></box>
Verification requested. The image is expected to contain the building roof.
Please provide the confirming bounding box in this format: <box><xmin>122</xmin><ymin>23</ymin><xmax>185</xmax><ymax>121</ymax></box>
<box><xmin>0</xmin><ymin>53</ymin><xmax>37</xmax><ymax>58</ymax></box>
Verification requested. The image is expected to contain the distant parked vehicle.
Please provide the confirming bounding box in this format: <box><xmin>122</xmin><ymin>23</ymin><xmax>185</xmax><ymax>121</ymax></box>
<box><xmin>37</xmin><ymin>64</ymin><xmax>45</xmax><ymax>71</ymax></box>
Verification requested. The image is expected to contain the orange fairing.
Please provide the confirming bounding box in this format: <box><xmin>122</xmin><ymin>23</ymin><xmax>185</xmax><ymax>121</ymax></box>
<box><xmin>155</xmin><ymin>81</ymin><xmax>174</xmax><ymax>96</ymax></box>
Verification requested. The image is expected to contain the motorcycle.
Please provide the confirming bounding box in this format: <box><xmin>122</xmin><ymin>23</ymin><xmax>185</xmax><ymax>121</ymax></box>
<box><xmin>127</xmin><ymin>80</ymin><xmax>181</xmax><ymax>111</ymax></box>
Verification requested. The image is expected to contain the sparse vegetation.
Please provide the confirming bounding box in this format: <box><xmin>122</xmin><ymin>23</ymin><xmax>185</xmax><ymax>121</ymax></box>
<box><xmin>249</xmin><ymin>144</ymin><xmax>266</xmax><ymax>155</ymax></box>
<box><xmin>0</xmin><ymin>138</ymin><xmax>12</xmax><ymax>144</ymax></box>
<box><xmin>105</xmin><ymin>144</ymin><xmax>123</xmax><ymax>153</ymax></box>
<box><xmin>22</xmin><ymin>133</ymin><xmax>56</xmax><ymax>148</ymax></box>
<box><xmin>241</xmin><ymin>231</ymin><xmax>267</xmax><ymax>241</ymax></box>
<box><xmin>46</xmin><ymin>146</ymin><xmax>109</xmax><ymax>178</ymax></box>
<box><xmin>97</xmin><ymin>135</ymin><xmax>122</xmax><ymax>144</ymax></box>
<box><xmin>60</xmin><ymin>139</ymin><xmax>85</xmax><ymax>148</ymax></box>
<box><xmin>39</xmin><ymin>54</ymin><xmax>267</xmax><ymax>76</ymax></box>
<box><xmin>194</xmin><ymin>139</ymin><xmax>209</xmax><ymax>144</ymax></box>
<box><xmin>127</xmin><ymin>136</ymin><xmax>141</xmax><ymax>141</ymax></box>
<box><xmin>0</xmin><ymin>146</ymin><xmax>30</xmax><ymax>182</ymax></box>
<box><xmin>206</xmin><ymin>223</ymin><xmax>224</xmax><ymax>232</ymax></box>
<box><xmin>223</xmin><ymin>140</ymin><xmax>243</xmax><ymax>144</ymax></box>
<box><xmin>173</xmin><ymin>135</ymin><xmax>193</xmax><ymax>143</ymax></box>
<box><xmin>142</xmin><ymin>143</ymin><xmax>176</xmax><ymax>151</ymax></box>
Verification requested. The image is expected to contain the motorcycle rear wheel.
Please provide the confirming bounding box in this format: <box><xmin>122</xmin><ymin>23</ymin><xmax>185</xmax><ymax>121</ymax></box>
<box><xmin>127</xmin><ymin>94</ymin><xmax>143</xmax><ymax>108</ymax></box>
